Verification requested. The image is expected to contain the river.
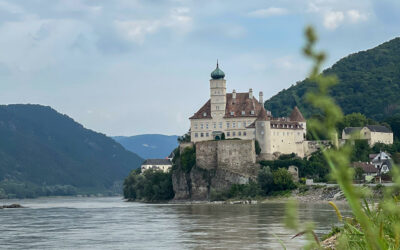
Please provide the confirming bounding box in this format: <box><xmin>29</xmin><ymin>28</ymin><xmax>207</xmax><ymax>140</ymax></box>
<box><xmin>0</xmin><ymin>196</ymin><xmax>349</xmax><ymax>249</ymax></box>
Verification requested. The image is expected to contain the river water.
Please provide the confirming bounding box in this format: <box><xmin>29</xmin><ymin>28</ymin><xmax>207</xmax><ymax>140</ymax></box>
<box><xmin>0</xmin><ymin>197</ymin><xmax>349</xmax><ymax>249</ymax></box>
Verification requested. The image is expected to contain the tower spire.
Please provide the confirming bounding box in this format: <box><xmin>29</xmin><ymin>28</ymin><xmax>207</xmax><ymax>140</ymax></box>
<box><xmin>217</xmin><ymin>59</ymin><xmax>219</xmax><ymax>68</ymax></box>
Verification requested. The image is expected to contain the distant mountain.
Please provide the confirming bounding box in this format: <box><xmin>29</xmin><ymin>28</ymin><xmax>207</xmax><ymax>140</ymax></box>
<box><xmin>265</xmin><ymin>37</ymin><xmax>400</xmax><ymax>121</ymax></box>
<box><xmin>0</xmin><ymin>104</ymin><xmax>143</xmax><ymax>198</ymax></box>
<box><xmin>113</xmin><ymin>134</ymin><xmax>179</xmax><ymax>159</ymax></box>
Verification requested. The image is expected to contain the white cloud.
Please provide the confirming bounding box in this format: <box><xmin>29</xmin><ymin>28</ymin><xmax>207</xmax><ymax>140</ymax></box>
<box><xmin>248</xmin><ymin>7</ymin><xmax>288</xmax><ymax>18</ymax></box>
<box><xmin>347</xmin><ymin>9</ymin><xmax>367</xmax><ymax>23</ymax></box>
<box><xmin>114</xmin><ymin>20</ymin><xmax>161</xmax><ymax>44</ymax></box>
<box><xmin>323</xmin><ymin>11</ymin><xmax>345</xmax><ymax>30</ymax></box>
<box><xmin>114</xmin><ymin>7</ymin><xmax>192</xmax><ymax>44</ymax></box>
<box><xmin>0</xmin><ymin>0</ymin><xmax>24</xmax><ymax>14</ymax></box>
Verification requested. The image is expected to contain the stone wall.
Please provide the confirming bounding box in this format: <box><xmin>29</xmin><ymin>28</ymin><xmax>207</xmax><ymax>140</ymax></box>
<box><xmin>173</xmin><ymin>139</ymin><xmax>259</xmax><ymax>200</ymax></box>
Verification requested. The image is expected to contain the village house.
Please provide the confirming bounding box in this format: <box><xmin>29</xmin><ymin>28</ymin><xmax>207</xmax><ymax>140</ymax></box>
<box><xmin>352</xmin><ymin>162</ymin><xmax>379</xmax><ymax>182</ymax></box>
<box><xmin>141</xmin><ymin>159</ymin><xmax>172</xmax><ymax>173</ymax></box>
<box><xmin>369</xmin><ymin>151</ymin><xmax>392</xmax><ymax>174</ymax></box>
<box><xmin>189</xmin><ymin>63</ymin><xmax>308</xmax><ymax>158</ymax></box>
<box><xmin>342</xmin><ymin>125</ymin><xmax>393</xmax><ymax>146</ymax></box>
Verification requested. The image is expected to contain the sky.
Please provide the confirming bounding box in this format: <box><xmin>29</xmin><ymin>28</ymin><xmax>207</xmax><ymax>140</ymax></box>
<box><xmin>0</xmin><ymin>0</ymin><xmax>399</xmax><ymax>136</ymax></box>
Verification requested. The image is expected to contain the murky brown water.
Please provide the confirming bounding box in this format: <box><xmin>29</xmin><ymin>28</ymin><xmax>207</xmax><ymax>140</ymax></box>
<box><xmin>0</xmin><ymin>197</ymin><xmax>349</xmax><ymax>249</ymax></box>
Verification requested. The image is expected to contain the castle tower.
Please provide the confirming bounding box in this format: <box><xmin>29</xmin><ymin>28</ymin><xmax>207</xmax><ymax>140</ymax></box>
<box><xmin>210</xmin><ymin>62</ymin><xmax>226</xmax><ymax>118</ymax></box>
<box><xmin>289</xmin><ymin>106</ymin><xmax>307</xmax><ymax>137</ymax></box>
<box><xmin>255</xmin><ymin>109</ymin><xmax>272</xmax><ymax>157</ymax></box>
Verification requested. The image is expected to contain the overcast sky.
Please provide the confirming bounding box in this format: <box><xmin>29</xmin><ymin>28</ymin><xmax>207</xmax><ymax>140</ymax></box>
<box><xmin>0</xmin><ymin>0</ymin><xmax>399</xmax><ymax>136</ymax></box>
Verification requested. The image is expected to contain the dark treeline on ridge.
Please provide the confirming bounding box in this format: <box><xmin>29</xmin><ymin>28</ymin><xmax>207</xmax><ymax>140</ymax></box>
<box><xmin>0</xmin><ymin>104</ymin><xmax>143</xmax><ymax>198</ymax></box>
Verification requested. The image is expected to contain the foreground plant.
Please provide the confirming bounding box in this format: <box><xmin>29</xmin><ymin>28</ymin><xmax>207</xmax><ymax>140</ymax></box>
<box><xmin>285</xmin><ymin>26</ymin><xmax>400</xmax><ymax>249</ymax></box>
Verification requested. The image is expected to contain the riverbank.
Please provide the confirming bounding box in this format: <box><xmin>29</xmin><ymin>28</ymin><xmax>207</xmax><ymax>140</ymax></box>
<box><xmin>169</xmin><ymin>184</ymin><xmax>385</xmax><ymax>205</ymax></box>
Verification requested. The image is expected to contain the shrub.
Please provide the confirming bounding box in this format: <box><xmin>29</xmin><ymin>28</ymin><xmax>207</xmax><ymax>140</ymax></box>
<box><xmin>258</xmin><ymin>166</ymin><xmax>274</xmax><ymax>194</ymax></box>
<box><xmin>180</xmin><ymin>146</ymin><xmax>196</xmax><ymax>173</ymax></box>
<box><xmin>123</xmin><ymin>169</ymin><xmax>174</xmax><ymax>201</ymax></box>
<box><xmin>272</xmin><ymin>168</ymin><xmax>296</xmax><ymax>191</ymax></box>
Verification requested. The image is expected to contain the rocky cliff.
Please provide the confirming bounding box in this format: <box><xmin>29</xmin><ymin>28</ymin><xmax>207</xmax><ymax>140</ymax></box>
<box><xmin>172</xmin><ymin>140</ymin><xmax>259</xmax><ymax>200</ymax></box>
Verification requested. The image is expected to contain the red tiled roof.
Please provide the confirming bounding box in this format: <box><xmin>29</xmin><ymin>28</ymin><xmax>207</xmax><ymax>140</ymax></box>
<box><xmin>189</xmin><ymin>100</ymin><xmax>212</xmax><ymax>119</ymax></box>
<box><xmin>352</xmin><ymin>162</ymin><xmax>378</xmax><ymax>173</ymax></box>
<box><xmin>290</xmin><ymin>106</ymin><xmax>306</xmax><ymax>122</ymax></box>
<box><xmin>190</xmin><ymin>92</ymin><xmax>264</xmax><ymax>119</ymax></box>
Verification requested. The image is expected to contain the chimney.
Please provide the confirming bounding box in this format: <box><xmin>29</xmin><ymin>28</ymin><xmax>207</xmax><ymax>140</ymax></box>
<box><xmin>259</xmin><ymin>91</ymin><xmax>263</xmax><ymax>104</ymax></box>
<box><xmin>249</xmin><ymin>88</ymin><xmax>253</xmax><ymax>99</ymax></box>
<box><xmin>232</xmin><ymin>89</ymin><xmax>236</xmax><ymax>102</ymax></box>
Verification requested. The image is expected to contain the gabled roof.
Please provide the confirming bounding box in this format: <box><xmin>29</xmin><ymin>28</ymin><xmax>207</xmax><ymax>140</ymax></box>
<box><xmin>289</xmin><ymin>106</ymin><xmax>306</xmax><ymax>122</ymax></box>
<box><xmin>366</xmin><ymin>125</ymin><xmax>392</xmax><ymax>133</ymax></box>
<box><xmin>142</xmin><ymin>159</ymin><xmax>172</xmax><ymax>165</ymax></box>
<box><xmin>344</xmin><ymin>125</ymin><xmax>392</xmax><ymax>134</ymax></box>
<box><xmin>190</xmin><ymin>100</ymin><xmax>212</xmax><ymax>119</ymax></box>
<box><xmin>343</xmin><ymin>127</ymin><xmax>362</xmax><ymax>134</ymax></box>
<box><xmin>352</xmin><ymin>162</ymin><xmax>378</xmax><ymax>174</ymax></box>
<box><xmin>190</xmin><ymin>92</ymin><xmax>264</xmax><ymax>119</ymax></box>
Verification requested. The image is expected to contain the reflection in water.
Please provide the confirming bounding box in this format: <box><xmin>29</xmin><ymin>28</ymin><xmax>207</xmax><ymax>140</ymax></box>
<box><xmin>0</xmin><ymin>197</ymin><xmax>349</xmax><ymax>249</ymax></box>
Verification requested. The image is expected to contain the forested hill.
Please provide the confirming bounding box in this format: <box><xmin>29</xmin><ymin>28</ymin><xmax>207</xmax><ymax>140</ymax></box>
<box><xmin>113</xmin><ymin>134</ymin><xmax>179</xmax><ymax>159</ymax></box>
<box><xmin>265</xmin><ymin>37</ymin><xmax>400</xmax><ymax>121</ymax></box>
<box><xmin>0</xmin><ymin>104</ymin><xmax>143</xmax><ymax>198</ymax></box>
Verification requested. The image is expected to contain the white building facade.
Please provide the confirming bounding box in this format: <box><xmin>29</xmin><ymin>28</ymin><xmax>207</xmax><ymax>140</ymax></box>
<box><xmin>189</xmin><ymin>63</ymin><xmax>308</xmax><ymax>158</ymax></box>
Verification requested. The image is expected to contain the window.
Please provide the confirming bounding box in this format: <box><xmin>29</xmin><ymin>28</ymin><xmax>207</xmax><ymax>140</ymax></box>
<box><xmin>213</xmin><ymin>123</ymin><xmax>216</xmax><ymax>129</ymax></box>
<box><xmin>195</xmin><ymin>133</ymin><xmax>198</xmax><ymax>138</ymax></box>
<box><xmin>216</xmin><ymin>106</ymin><xmax>219</xmax><ymax>110</ymax></box>
<box><xmin>243</xmin><ymin>131</ymin><xmax>247</xmax><ymax>136</ymax></box>
<box><xmin>233</xmin><ymin>132</ymin><xmax>236</xmax><ymax>136</ymax></box>
<box><xmin>242</xmin><ymin>111</ymin><xmax>245</xmax><ymax>115</ymax></box>
<box><xmin>203</xmin><ymin>112</ymin><xmax>207</xmax><ymax>117</ymax></box>
<box><xmin>233</xmin><ymin>122</ymin><xmax>236</xmax><ymax>128</ymax></box>
<box><xmin>243</xmin><ymin>121</ymin><xmax>246</xmax><ymax>127</ymax></box>
<box><xmin>227</xmin><ymin>132</ymin><xmax>230</xmax><ymax>137</ymax></box>
<box><xmin>194</xmin><ymin>123</ymin><xmax>198</xmax><ymax>129</ymax></box>
<box><xmin>238</xmin><ymin>131</ymin><xmax>242</xmax><ymax>136</ymax></box>
<box><xmin>200</xmin><ymin>123</ymin><xmax>204</xmax><ymax>129</ymax></box>
<box><xmin>230</xmin><ymin>111</ymin><xmax>234</xmax><ymax>116</ymax></box>
<box><xmin>206</xmin><ymin>123</ymin><xmax>209</xmax><ymax>129</ymax></box>
<box><xmin>201</xmin><ymin>133</ymin><xmax>204</xmax><ymax>137</ymax></box>
<box><xmin>251</xmin><ymin>110</ymin><xmax>255</xmax><ymax>115</ymax></box>
<box><xmin>227</xmin><ymin>122</ymin><xmax>230</xmax><ymax>128</ymax></box>
<box><xmin>219</xmin><ymin>122</ymin><xmax>222</xmax><ymax>129</ymax></box>
<box><xmin>238</xmin><ymin>122</ymin><xmax>241</xmax><ymax>128</ymax></box>
<box><xmin>206</xmin><ymin>133</ymin><xmax>209</xmax><ymax>137</ymax></box>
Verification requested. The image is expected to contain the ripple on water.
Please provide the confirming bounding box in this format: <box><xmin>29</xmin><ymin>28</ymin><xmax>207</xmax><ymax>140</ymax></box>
<box><xmin>0</xmin><ymin>197</ymin><xmax>350</xmax><ymax>249</ymax></box>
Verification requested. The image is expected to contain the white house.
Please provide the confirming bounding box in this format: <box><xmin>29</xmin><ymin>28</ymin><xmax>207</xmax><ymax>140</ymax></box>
<box><xmin>141</xmin><ymin>159</ymin><xmax>172</xmax><ymax>173</ymax></box>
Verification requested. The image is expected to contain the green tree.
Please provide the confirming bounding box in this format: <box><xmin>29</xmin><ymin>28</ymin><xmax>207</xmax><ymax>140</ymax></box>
<box><xmin>180</xmin><ymin>147</ymin><xmax>196</xmax><ymax>173</ymax></box>
<box><xmin>272</xmin><ymin>168</ymin><xmax>296</xmax><ymax>191</ymax></box>
<box><xmin>258</xmin><ymin>166</ymin><xmax>274</xmax><ymax>194</ymax></box>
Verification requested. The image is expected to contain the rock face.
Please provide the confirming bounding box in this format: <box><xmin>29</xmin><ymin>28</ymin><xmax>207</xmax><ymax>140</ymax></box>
<box><xmin>172</xmin><ymin>140</ymin><xmax>259</xmax><ymax>201</ymax></box>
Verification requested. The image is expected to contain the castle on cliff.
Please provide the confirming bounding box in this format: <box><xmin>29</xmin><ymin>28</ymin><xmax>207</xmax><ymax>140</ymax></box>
<box><xmin>189</xmin><ymin>63</ymin><xmax>308</xmax><ymax>158</ymax></box>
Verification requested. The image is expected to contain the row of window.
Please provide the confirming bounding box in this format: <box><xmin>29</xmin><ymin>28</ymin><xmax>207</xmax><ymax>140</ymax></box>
<box><xmin>193</xmin><ymin>131</ymin><xmax>248</xmax><ymax>138</ymax></box>
<box><xmin>272</xmin><ymin>131</ymin><xmax>302</xmax><ymax>136</ymax></box>
<box><xmin>271</xmin><ymin>123</ymin><xmax>301</xmax><ymax>129</ymax></box>
<box><xmin>203</xmin><ymin>110</ymin><xmax>256</xmax><ymax>117</ymax></box>
<box><xmin>194</xmin><ymin>121</ymin><xmax>253</xmax><ymax>130</ymax></box>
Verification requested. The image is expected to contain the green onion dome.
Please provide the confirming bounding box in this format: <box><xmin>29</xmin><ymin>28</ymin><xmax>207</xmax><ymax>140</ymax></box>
<box><xmin>211</xmin><ymin>62</ymin><xmax>225</xmax><ymax>79</ymax></box>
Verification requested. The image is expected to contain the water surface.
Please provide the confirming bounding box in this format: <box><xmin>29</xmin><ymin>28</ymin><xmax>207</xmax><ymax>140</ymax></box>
<box><xmin>0</xmin><ymin>197</ymin><xmax>349</xmax><ymax>249</ymax></box>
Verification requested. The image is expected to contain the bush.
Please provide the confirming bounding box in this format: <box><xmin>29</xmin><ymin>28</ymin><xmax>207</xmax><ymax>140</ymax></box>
<box><xmin>258</xmin><ymin>166</ymin><xmax>273</xmax><ymax>194</ymax></box>
<box><xmin>123</xmin><ymin>169</ymin><xmax>174</xmax><ymax>201</ymax></box>
<box><xmin>180</xmin><ymin>147</ymin><xmax>196</xmax><ymax>173</ymax></box>
<box><xmin>272</xmin><ymin>168</ymin><xmax>296</xmax><ymax>191</ymax></box>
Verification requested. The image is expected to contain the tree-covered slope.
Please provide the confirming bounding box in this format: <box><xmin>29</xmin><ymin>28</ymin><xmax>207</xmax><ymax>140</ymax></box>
<box><xmin>265</xmin><ymin>37</ymin><xmax>400</xmax><ymax>120</ymax></box>
<box><xmin>113</xmin><ymin>134</ymin><xmax>178</xmax><ymax>159</ymax></box>
<box><xmin>0</xmin><ymin>104</ymin><xmax>143</xmax><ymax>198</ymax></box>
